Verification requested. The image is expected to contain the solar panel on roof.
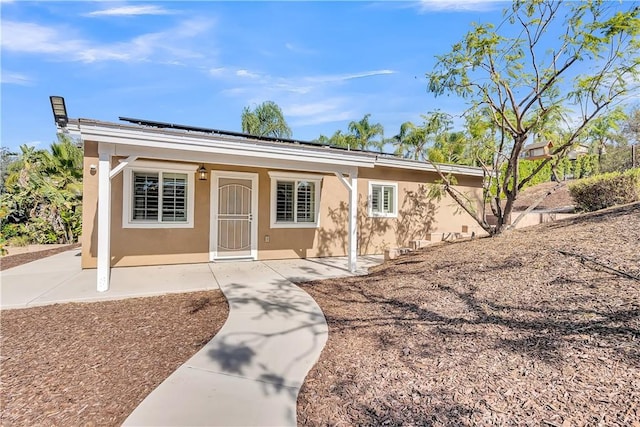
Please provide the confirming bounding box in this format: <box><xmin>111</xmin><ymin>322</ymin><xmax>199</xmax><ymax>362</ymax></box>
<box><xmin>118</xmin><ymin>116</ymin><xmax>388</xmax><ymax>155</ymax></box>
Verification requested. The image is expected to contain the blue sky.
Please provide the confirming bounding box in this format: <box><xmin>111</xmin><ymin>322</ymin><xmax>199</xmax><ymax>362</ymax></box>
<box><xmin>0</xmin><ymin>0</ymin><xmax>552</xmax><ymax>152</ymax></box>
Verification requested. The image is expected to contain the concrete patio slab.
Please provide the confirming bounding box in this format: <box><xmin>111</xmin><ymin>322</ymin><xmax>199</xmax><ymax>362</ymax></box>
<box><xmin>1</xmin><ymin>249</ymin><xmax>82</xmax><ymax>276</ymax></box>
<box><xmin>0</xmin><ymin>250</ymin><xmax>220</xmax><ymax>309</ymax></box>
<box><xmin>0</xmin><ymin>271</ymin><xmax>83</xmax><ymax>309</ymax></box>
<box><xmin>263</xmin><ymin>255</ymin><xmax>382</xmax><ymax>282</ymax></box>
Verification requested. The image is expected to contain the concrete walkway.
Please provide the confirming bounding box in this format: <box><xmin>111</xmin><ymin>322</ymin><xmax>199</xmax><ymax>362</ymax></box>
<box><xmin>1</xmin><ymin>249</ymin><xmax>381</xmax><ymax>425</ymax></box>
<box><xmin>124</xmin><ymin>261</ymin><xmax>332</xmax><ymax>426</ymax></box>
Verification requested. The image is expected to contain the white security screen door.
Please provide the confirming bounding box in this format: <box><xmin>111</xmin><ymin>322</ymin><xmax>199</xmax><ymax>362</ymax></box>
<box><xmin>211</xmin><ymin>172</ymin><xmax>258</xmax><ymax>260</ymax></box>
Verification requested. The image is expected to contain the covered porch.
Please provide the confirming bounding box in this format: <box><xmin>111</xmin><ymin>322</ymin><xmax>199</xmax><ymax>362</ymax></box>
<box><xmin>74</xmin><ymin>119</ymin><xmax>376</xmax><ymax>292</ymax></box>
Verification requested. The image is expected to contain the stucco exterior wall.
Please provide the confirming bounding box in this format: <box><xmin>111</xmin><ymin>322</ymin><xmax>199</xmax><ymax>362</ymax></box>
<box><xmin>81</xmin><ymin>141</ymin><xmax>484</xmax><ymax>268</ymax></box>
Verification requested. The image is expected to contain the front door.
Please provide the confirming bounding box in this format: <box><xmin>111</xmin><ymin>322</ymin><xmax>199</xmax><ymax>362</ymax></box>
<box><xmin>210</xmin><ymin>171</ymin><xmax>258</xmax><ymax>260</ymax></box>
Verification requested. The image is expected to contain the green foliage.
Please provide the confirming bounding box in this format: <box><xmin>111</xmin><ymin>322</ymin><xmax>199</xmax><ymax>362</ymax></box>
<box><xmin>1</xmin><ymin>147</ymin><xmax>17</xmax><ymax>193</ymax></box>
<box><xmin>241</xmin><ymin>101</ymin><xmax>292</xmax><ymax>138</ymax></box>
<box><xmin>569</xmin><ymin>168</ymin><xmax>640</xmax><ymax>212</ymax></box>
<box><xmin>426</xmin><ymin>0</ymin><xmax>639</xmax><ymax>233</ymax></box>
<box><xmin>347</xmin><ymin>114</ymin><xmax>384</xmax><ymax>151</ymax></box>
<box><xmin>8</xmin><ymin>235</ymin><xmax>30</xmax><ymax>247</ymax></box>
<box><xmin>624</xmin><ymin>107</ymin><xmax>640</xmax><ymax>144</ymax></box>
<box><xmin>392</xmin><ymin>111</ymin><xmax>449</xmax><ymax>161</ymax></box>
<box><xmin>600</xmin><ymin>144</ymin><xmax>636</xmax><ymax>173</ymax></box>
<box><xmin>315</xmin><ymin>114</ymin><xmax>384</xmax><ymax>151</ymax></box>
<box><xmin>0</xmin><ymin>135</ymin><xmax>83</xmax><ymax>245</ymax></box>
<box><xmin>316</xmin><ymin>130</ymin><xmax>357</xmax><ymax>149</ymax></box>
<box><xmin>519</xmin><ymin>160</ymin><xmax>552</xmax><ymax>186</ymax></box>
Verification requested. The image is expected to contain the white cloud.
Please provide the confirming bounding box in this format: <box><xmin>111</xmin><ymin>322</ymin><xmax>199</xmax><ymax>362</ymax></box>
<box><xmin>236</xmin><ymin>69</ymin><xmax>260</xmax><ymax>79</ymax></box>
<box><xmin>209</xmin><ymin>67</ymin><xmax>226</xmax><ymax>76</ymax></box>
<box><xmin>306</xmin><ymin>69</ymin><xmax>395</xmax><ymax>84</ymax></box>
<box><xmin>1</xmin><ymin>71</ymin><xmax>33</xmax><ymax>85</ymax></box>
<box><xmin>418</xmin><ymin>0</ymin><xmax>504</xmax><ymax>12</ymax></box>
<box><xmin>210</xmin><ymin>67</ymin><xmax>394</xmax><ymax>93</ymax></box>
<box><xmin>86</xmin><ymin>5</ymin><xmax>174</xmax><ymax>17</ymax></box>
<box><xmin>211</xmin><ymin>67</ymin><xmax>396</xmax><ymax>130</ymax></box>
<box><xmin>1</xmin><ymin>21</ymin><xmax>83</xmax><ymax>54</ymax></box>
<box><xmin>1</xmin><ymin>19</ymin><xmax>213</xmax><ymax>64</ymax></box>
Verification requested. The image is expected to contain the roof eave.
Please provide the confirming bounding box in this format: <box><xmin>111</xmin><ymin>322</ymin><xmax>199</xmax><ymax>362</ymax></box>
<box><xmin>77</xmin><ymin>119</ymin><xmax>377</xmax><ymax>169</ymax></box>
<box><xmin>375</xmin><ymin>157</ymin><xmax>484</xmax><ymax>177</ymax></box>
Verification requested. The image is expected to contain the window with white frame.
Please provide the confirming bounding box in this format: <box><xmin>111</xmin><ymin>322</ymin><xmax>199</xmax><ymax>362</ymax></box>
<box><xmin>269</xmin><ymin>172</ymin><xmax>322</xmax><ymax>228</ymax></box>
<box><xmin>123</xmin><ymin>161</ymin><xmax>196</xmax><ymax>228</ymax></box>
<box><xmin>369</xmin><ymin>182</ymin><xmax>398</xmax><ymax>218</ymax></box>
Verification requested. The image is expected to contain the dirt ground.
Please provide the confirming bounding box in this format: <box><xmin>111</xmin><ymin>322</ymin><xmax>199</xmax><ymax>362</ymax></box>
<box><xmin>298</xmin><ymin>203</ymin><xmax>640</xmax><ymax>426</ymax></box>
<box><xmin>512</xmin><ymin>181</ymin><xmax>575</xmax><ymax>211</ymax></box>
<box><xmin>0</xmin><ymin>292</ymin><xmax>228</xmax><ymax>426</ymax></box>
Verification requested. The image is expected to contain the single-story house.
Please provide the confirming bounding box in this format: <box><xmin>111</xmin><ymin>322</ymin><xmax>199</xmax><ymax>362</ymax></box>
<box><xmin>67</xmin><ymin>116</ymin><xmax>485</xmax><ymax>292</ymax></box>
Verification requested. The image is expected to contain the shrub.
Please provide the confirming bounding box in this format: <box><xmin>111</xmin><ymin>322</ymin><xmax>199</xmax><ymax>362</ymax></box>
<box><xmin>8</xmin><ymin>235</ymin><xmax>30</xmax><ymax>247</ymax></box>
<box><xmin>569</xmin><ymin>168</ymin><xmax>640</xmax><ymax>212</ymax></box>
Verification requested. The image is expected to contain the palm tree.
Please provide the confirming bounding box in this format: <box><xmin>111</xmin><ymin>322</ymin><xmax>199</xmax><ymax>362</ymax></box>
<box><xmin>392</xmin><ymin>111</ymin><xmax>453</xmax><ymax>161</ymax></box>
<box><xmin>241</xmin><ymin>101</ymin><xmax>292</xmax><ymax>138</ymax></box>
<box><xmin>347</xmin><ymin>114</ymin><xmax>384</xmax><ymax>151</ymax></box>
<box><xmin>393</xmin><ymin>121</ymin><xmax>429</xmax><ymax>161</ymax></box>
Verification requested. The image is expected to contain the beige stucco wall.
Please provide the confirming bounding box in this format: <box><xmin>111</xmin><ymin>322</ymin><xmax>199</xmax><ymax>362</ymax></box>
<box><xmin>82</xmin><ymin>141</ymin><xmax>484</xmax><ymax>268</ymax></box>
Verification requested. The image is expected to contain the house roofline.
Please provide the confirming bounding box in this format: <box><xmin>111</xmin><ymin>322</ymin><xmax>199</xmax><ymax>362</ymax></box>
<box><xmin>71</xmin><ymin>118</ymin><xmax>485</xmax><ymax>178</ymax></box>
<box><xmin>375</xmin><ymin>156</ymin><xmax>485</xmax><ymax>177</ymax></box>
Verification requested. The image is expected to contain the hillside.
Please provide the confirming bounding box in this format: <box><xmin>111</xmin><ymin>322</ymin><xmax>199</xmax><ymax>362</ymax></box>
<box><xmin>512</xmin><ymin>181</ymin><xmax>575</xmax><ymax>211</ymax></box>
<box><xmin>298</xmin><ymin>203</ymin><xmax>640</xmax><ymax>426</ymax></box>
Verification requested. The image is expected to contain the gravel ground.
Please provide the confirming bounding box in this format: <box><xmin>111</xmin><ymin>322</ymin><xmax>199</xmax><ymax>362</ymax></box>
<box><xmin>0</xmin><ymin>291</ymin><xmax>228</xmax><ymax>426</ymax></box>
<box><xmin>298</xmin><ymin>203</ymin><xmax>640</xmax><ymax>426</ymax></box>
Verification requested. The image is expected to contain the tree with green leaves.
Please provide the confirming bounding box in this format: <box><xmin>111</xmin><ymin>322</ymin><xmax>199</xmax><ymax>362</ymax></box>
<box><xmin>624</xmin><ymin>106</ymin><xmax>640</xmax><ymax>144</ymax></box>
<box><xmin>393</xmin><ymin>111</ymin><xmax>452</xmax><ymax>161</ymax></box>
<box><xmin>583</xmin><ymin>107</ymin><xmax>627</xmax><ymax>167</ymax></box>
<box><xmin>315</xmin><ymin>130</ymin><xmax>356</xmax><ymax>149</ymax></box>
<box><xmin>347</xmin><ymin>114</ymin><xmax>384</xmax><ymax>151</ymax></box>
<box><xmin>0</xmin><ymin>135</ymin><xmax>83</xmax><ymax>246</ymax></box>
<box><xmin>241</xmin><ymin>101</ymin><xmax>292</xmax><ymax>138</ymax></box>
<box><xmin>427</xmin><ymin>0</ymin><xmax>640</xmax><ymax>234</ymax></box>
<box><xmin>623</xmin><ymin>106</ymin><xmax>640</xmax><ymax>168</ymax></box>
<box><xmin>0</xmin><ymin>147</ymin><xmax>17</xmax><ymax>193</ymax></box>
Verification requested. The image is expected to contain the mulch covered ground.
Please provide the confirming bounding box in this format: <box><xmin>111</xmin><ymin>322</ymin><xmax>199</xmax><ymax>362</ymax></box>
<box><xmin>2</xmin><ymin>203</ymin><xmax>638</xmax><ymax>426</ymax></box>
<box><xmin>512</xmin><ymin>181</ymin><xmax>575</xmax><ymax>211</ymax></box>
<box><xmin>1</xmin><ymin>292</ymin><xmax>228</xmax><ymax>426</ymax></box>
<box><xmin>298</xmin><ymin>203</ymin><xmax>640</xmax><ymax>426</ymax></box>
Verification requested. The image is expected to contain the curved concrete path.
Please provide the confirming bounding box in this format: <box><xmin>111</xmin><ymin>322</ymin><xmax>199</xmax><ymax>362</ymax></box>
<box><xmin>123</xmin><ymin>261</ymin><xmax>332</xmax><ymax>426</ymax></box>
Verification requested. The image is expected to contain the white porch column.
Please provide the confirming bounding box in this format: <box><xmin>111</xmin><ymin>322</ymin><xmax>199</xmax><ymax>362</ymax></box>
<box><xmin>334</xmin><ymin>170</ymin><xmax>359</xmax><ymax>273</ymax></box>
<box><xmin>96</xmin><ymin>144</ymin><xmax>113</xmax><ymax>292</ymax></box>
<box><xmin>348</xmin><ymin>172</ymin><xmax>358</xmax><ymax>273</ymax></box>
